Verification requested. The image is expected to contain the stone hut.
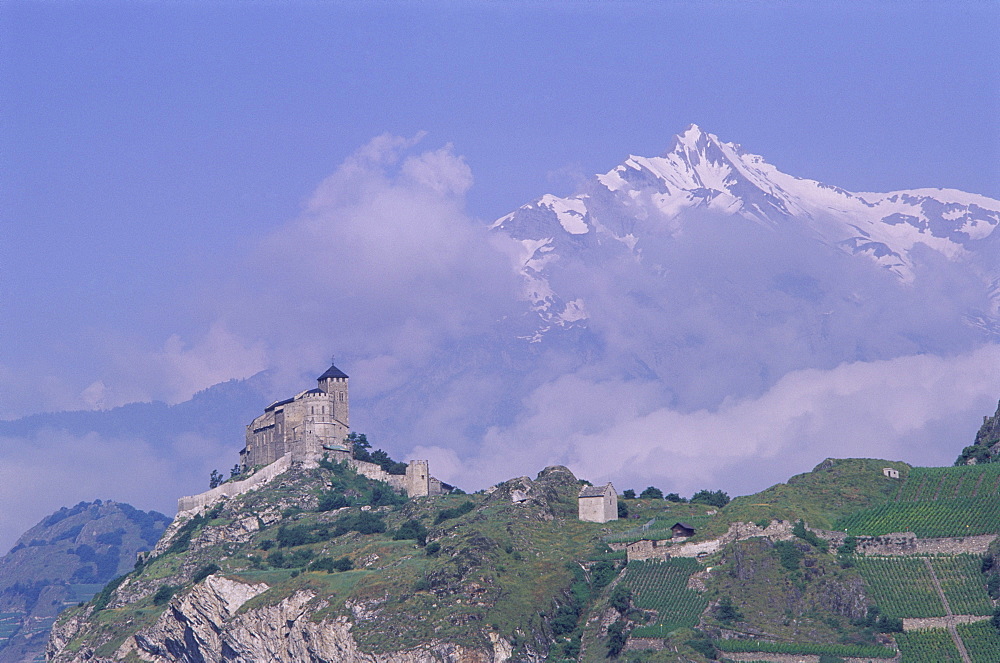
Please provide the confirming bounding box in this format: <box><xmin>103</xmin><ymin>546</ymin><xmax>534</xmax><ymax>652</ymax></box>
<box><xmin>671</xmin><ymin>522</ymin><xmax>696</xmax><ymax>538</ymax></box>
<box><xmin>626</xmin><ymin>539</ymin><xmax>671</xmax><ymax>562</ymax></box>
<box><xmin>578</xmin><ymin>482</ymin><xmax>618</xmax><ymax>523</ymax></box>
<box><xmin>882</xmin><ymin>467</ymin><xmax>900</xmax><ymax>479</ymax></box>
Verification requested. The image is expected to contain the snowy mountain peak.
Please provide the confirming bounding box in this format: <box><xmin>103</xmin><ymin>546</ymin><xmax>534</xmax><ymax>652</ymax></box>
<box><xmin>492</xmin><ymin>126</ymin><xmax>1000</xmax><ymax>337</ymax></box>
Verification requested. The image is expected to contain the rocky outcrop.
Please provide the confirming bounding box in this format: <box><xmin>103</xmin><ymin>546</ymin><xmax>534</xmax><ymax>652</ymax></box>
<box><xmin>956</xmin><ymin>398</ymin><xmax>1000</xmax><ymax>464</ymax></box>
<box><xmin>49</xmin><ymin>574</ymin><xmax>514</xmax><ymax>663</ymax></box>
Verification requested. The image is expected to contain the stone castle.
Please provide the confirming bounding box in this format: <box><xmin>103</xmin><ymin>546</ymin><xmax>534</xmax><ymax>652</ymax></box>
<box><xmin>177</xmin><ymin>361</ymin><xmax>444</xmax><ymax>514</ymax></box>
<box><xmin>241</xmin><ymin>362</ymin><xmax>352</xmax><ymax>469</ymax></box>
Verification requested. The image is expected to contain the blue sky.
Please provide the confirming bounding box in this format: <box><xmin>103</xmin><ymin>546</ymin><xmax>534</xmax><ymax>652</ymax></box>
<box><xmin>1</xmin><ymin>1</ymin><xmax>999</xmax><ymax>542</ymax></box>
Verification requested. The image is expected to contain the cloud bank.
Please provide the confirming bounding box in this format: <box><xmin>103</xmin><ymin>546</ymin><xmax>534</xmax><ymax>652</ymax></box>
<box><xmin>414</xmin><ymin>345</ymin><xmax>1000</xmax><ymax>496</ymax></box>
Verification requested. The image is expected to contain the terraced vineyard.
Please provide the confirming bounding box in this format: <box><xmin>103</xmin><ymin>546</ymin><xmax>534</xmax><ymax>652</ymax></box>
<box><xmin>855</xmin><ymin>557</ymin><xmax>945</xmax><ymax>617</ymax></box>
<box><xmin>713</xmin><ymin>639</ymin><xmax>896</xmax><ymax>658</ymax></box>
<box><xmin>835</xmin><ymin>464</ymin><xmax>1000</xmax><ymax>537</ymax></box>
<box><xmin>622</xmin><ymin>558</ymin><xmax>708</xmax><ymax>636</ymax></box>
<box><xmin>0</xmin><ymin>612</ymin><xmax>21</xmax><ymax>647</ymax></box>
<box><xmin>956</xmin><ymin>620</ymin><xmax>1000</xmax><ymax>663</ymax></box>
<box><xmin>895</xmin><ymin>464</ymin><xmax>1000</xmax><ymax>501</ymax></box>
<box><xmin>895</xmin><ymin>628</ymin><xmax>963</xmax><ymax>662</ymax></box>
<box><xmin>932</xmin><ymin>555</ymin><xmax>995</xmax><ymax>616</ymax></box>
<box><xmin>834</xmin><ymin>496</ymin><xmax>1000</xmax><ymax>537</ymax></box>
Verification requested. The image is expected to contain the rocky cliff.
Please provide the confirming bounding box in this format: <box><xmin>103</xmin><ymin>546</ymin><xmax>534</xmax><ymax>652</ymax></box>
<box><xmin>955</xmin><ymin>398</ymin><xmax>1000</xmax><ymax>464</ymax></box>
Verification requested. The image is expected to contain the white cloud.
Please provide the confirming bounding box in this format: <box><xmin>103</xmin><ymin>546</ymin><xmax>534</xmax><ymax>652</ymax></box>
<box><xmin>435</xmin><ymin>345</ymin><xmax>1000</xmax><ymax>497</ymax></box>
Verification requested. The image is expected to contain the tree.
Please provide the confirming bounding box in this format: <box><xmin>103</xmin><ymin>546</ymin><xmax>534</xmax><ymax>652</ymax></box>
<box><xmin>622</xmin><ymin>489</ymin><xmax>636</xmax><ymax>500</ymax></box>
<box><xmin>209</xmin><ymin>469</ymin><xmax>223</xmax><ymax>489</ymax></box>
<box><xmin>639</xmin><ymin>486</ymin><xmax>663</xmax><ymax>499</ymax></box>
<box><xmin>617</xmin><ymin>501</ymin><xmax>629</xmax><ymax>519</ymax></box>
<box><xmin>348</xmin><ymin>432</ymin><xmax>371</xmax><ymax>462</ymax></box>
<box><xmin>609</xmin><ymin>584</ymin><xmax>631</xmax><ymax>614</ymax></box>
<box><xmin>665</xmin><ymin>492</ymin><xmax>686</xmax><ymax>503</ymax></box>
<box><xmin>229</xmin><ymin>464</ymin><xmax>241</xmax><ymax>479</ymax></box>
<box><xmin>713</xmin><ymin>596</ymin><xmax>742</xmax><ymax>623</ymax></box>
<box><xmin>690</xmin><ymin>489</ymin><xmax>730</xmax><ymax>507</ymax></box>
<box><xmin>606</xmin><ymin>620</ymin><xmax>627</xmax><ymax>658</ymax></box>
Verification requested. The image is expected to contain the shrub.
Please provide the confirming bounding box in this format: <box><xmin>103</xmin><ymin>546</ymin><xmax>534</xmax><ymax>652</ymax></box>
<box><xmin>425</xmin><ymin>542</ymin><xmax>441</xmax><ymax>556</ymax></box>
<box><xmin>434</xmin><ymin>500</ymin><xmax>475</xmax><ymax>525</ymax></box>
<box><xmin>591</xmin><ymin>560</ymin><xmax>618</xmax><ymax>590</ymax></box>
<box><xmin>164</xmin><ymin>514</ymin><xmax>205</xmax><ymax>555</ymax></box>
<box><xmin>714</xmin><ymin>596</ymin><xmax>742</xmax><ymax>623</ymax></box>
<box><xmin>793</xmin><ymin>519</ymin><xmax>828</xmax><ymax>552</ymax></box>
<box><xmin>609</xmin><ymin>584</ymin><xmax>631</xmax><ymax>614</ymax></box>
<box><xmin>91</xmin><ymin>574</ymin><xmax>128</xmax><ymax>611</ymax></box>
<box><xmin>774</xmin><ymin>540</ymin><xmax>802</xmax><ymax>571</ymax></box>
<box><xmin>617</xmin><ymin>501</ymin><xmax>629</xmax><ymax>519</ymax></box>
<box><xmin>353</xmin><ymin>511</ymin><xmax>387</xmax><ymax>534</ymax></box>
<box><xmin>639</xmin><ymin>486</ymin><xmax>663</xmax><ymax>500</ymax></box>
<box><xmin>622</xmin><ymin>489</ymin><xmax>636</xmax><ymax>500</ymax></box>
<box><xmin>309</xmin><ymin>556</ymin><xmax>352</xmax><ymax>573</ymax></box>
<box><xmin>317</xmin><ymin>492</ymin><xmax>349</xmax><ymax>512</ymax></box>
<box><xmin>685</xmin><ymin>637</ymin><xmax>716</xmax><ymax>659</ymax></box>
<box><xmin>838</xmin><ymin>535</ymin><xmax>858</xmax><ymax>555</ymax></box>
<box><xmin>394</xmin><ymin>519</ymin><xmax>428</xmax><ymax>545</ymax></box>
<box><xmin>192</xmin><ymin>563</ymin><xmax>220</xmax><ymax>583</ymax></box>
<box><xmin>152</xmin><ymin>584</ymin><xmax>177</xmax><ymax>606</ymax></box>
<box><xmin>606</xmin><ymin>620</ymin><xmax>627</xmax><ymax>658</ymax></box>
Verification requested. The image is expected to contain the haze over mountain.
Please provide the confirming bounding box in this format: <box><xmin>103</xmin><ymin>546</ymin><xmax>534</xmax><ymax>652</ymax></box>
<box><xmin>2</xmin><ymin>127</ymin><xmax>999</xmax><ymax>558</ymax></box>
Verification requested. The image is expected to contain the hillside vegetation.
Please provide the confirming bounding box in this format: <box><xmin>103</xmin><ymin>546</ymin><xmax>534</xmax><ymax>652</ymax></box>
<box><xmin>45</xmin><ymin>444</ymin><xmax>1000</xmax><ymax>661</ymax></box>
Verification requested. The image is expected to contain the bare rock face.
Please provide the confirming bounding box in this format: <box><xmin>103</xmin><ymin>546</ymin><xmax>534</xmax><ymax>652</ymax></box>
<box><xmin>50</xmin><ymin>574</ymin><xmax>513</xmax><ymax>663</ymax></box>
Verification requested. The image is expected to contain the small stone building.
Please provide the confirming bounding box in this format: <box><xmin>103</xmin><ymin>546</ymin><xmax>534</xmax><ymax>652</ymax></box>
<box><xmin>882</xmin><ymin>467</ymin><xmax>900</xmax><ymax>479</ymax></box>
<box><xmin>626</xmin><ymin>539</ymin><xmax>671</xmax><ymax>562</ymax></box>
<box><xmin>578</xmin><ymin>483</ymin><xmax>618</xmax><ymax>523</ymax></box>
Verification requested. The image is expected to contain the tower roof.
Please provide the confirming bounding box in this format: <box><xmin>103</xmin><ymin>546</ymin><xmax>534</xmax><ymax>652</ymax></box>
<box><xmin>318</xmin><ymin>361</ymin><xmax>348</xmax><ymax>380</ymax></box>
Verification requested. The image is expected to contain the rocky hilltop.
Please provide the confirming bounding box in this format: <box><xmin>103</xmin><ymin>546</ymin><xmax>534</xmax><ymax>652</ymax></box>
<box><xmin>47</xmin><ymin>463</ymin><xmax>592</xmax><ymax>662</ymax></box>
<box><xmin>956</xmin><ymin>399</ymin><xmax>1000</xmax><ymax>465</ymax></box>
<box><xmin>45</xmin><ymin>447</ymin><xmax>1000</xmax><ymax>663</ymax></box>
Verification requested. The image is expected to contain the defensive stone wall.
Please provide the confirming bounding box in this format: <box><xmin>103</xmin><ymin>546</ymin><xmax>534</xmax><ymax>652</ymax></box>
<box><xmin>177</xmin><ymin>454</ymin><xmax>293</xmax><ymax>514</ymax></box>
<box><xmin>177</xmin><ymin>451</ymin><xmax>444</xmax><ymax>515</ymax></box>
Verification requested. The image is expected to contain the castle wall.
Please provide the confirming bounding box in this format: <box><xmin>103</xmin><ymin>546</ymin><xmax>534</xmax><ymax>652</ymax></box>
<box><xmin>177</xmin><ymin>454</ymin><xmax>293</xmax><ymax>514</ymax></box>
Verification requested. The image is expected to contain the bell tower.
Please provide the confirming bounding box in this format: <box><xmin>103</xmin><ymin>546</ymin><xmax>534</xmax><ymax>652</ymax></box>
<box><xmin>317</xmin><ymin>358</ymin><xmax>349</xmax><ymax>426</ymax></box>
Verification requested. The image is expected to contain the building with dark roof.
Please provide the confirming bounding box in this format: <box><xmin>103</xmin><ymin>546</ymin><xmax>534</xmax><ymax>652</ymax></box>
<box><xmin>241</xmin><ymin>361</ymin><xmax>351</xmax><ymax>469</ymax></box>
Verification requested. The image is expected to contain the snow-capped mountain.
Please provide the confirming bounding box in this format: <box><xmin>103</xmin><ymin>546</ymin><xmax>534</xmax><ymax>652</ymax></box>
<box><xmin>492</xmin><ymin>125</ymin><xmax>1000</xmax><ymax>344</ymax></box>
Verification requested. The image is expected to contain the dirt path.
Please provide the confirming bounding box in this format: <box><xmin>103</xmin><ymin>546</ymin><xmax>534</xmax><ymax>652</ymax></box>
<box><xmin>923</xmin><ymin>557</ymin><xmax>972</xmax><ymax>663</ymax></box>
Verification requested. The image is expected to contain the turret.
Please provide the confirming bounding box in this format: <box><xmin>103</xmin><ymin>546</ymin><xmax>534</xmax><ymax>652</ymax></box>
<box><xmin>318</xmin><ymin>360</ymin><xmax>349</xmax><ymax>426</ymax></box>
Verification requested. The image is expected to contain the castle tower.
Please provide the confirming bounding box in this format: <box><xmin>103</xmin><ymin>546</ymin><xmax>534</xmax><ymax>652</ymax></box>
<box><xmin>318</xmin><ymin>360</ymin><xmax>349</xmax><ymax>427</ymax></box>
<box><xmin>405</xmin><ymin>460</ymin><xmax>431</xmax><ymax>497</ymax></box>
